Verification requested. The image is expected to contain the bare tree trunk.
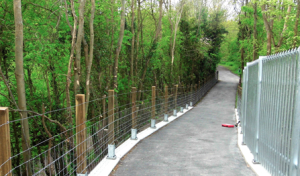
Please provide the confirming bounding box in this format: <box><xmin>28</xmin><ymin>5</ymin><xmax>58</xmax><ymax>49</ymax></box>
<box><xmin>137</xmin><ymin>0</ymin><xmax>162</xmax><ymax>100</ymax></box>
<box><xmin>253</xmin><ymin>2</ymin><xmax>257</xmax><ymax>61</ymax></box>
<box><xmin>13</xmin><ymin>0</ymin><xmax>32</xmax><ymax>175</ymax></box>
<box><xmin>74</xmin><ymin>0</ymin><xmax>86</xmax><ymax>94</ymax></box>
<box><xmin>171</xmin><ymin>1</ymin><xmax>185</xmax><ymax>70</ymax></box>
<box><xmin>276</xmin><ymin>5</ymin><xmax>292</xmax><ymax>51</ymax></box>
<box><xmin>131</xmin><ymin>0</ymin><xmax>135</xmax><ymax>84</ymax></box>
<box><xmin>113</xmin><ymin>0</ymin><xmax>126</xmax><ymax>89</ymax></box>
<box><xmin>66</xmin><ymin>0</ymin><xmax>77</xmax><ymax>124</ymax></box>
<box><xmin>261</xmin><ymin>4</ymin><xmax>273</xmax><ymax>55</ymax></box>
<box><xmin>83</xmin><ymin>39</ymin><xmax>89</xmax><ymax>71</ymax></box>
<box><xmin>109</xmin><ymin>0</ymin><xmax>115</xmax><ymax>88</ymax></box>
<box><xmin>166</xmin><ymin>0</ymin><xmax>173</xmax><ymax>57</ymax></box>
<box><xmin>294</xmin><ymin>0</ymin><xmax>300</xmax><ymax>48</ymax></box>
<box><xmin>266</xmin><ymin>32</ymin><xmax>272</xmax><ymax>55</ymax></box>
<box><xmin>135</xmin><ymin>0</ymin><xmax>141</xmax><ymax>84</ymax></box>
<box><xmin>240</xmin><ymin>47</ymin><xmax>244</xmax><ymax>85</ymax></box>
<box><xmin>86</xmin><ymin>0</ymin><xmax>95</xmax><ymax>114</ymax></box>
<box><xmin>44</xmin><ymin>71</ymin><xmax>52</xmax><ymax>113</ymax></box>
<box><xmin>155</xmin><ymin>0</ymin><xmax>163</xmax><ymax>39</ymax></box>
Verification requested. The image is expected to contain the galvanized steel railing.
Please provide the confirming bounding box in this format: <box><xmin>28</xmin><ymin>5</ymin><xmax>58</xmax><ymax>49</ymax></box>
<box><xmin>238</xmin><ymin>48</ymin><xmax>300</xmax><ymax>176</ymax></box>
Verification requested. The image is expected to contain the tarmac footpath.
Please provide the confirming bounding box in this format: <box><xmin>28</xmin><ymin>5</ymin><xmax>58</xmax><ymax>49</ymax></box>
<box><xmin>112</xmin><ymin>66</ymin><xmax>256</xmax><ymax>176</ymax></box>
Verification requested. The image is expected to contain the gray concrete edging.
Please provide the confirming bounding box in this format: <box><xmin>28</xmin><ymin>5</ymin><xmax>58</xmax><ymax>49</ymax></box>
<box><xmin>235</xmin><ymin>109</ymin><xmax>271</xmax><ymax>176</ymax></box>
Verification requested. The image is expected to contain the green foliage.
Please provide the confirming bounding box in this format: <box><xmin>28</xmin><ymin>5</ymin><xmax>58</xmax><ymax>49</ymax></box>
<box><xmin>0</xmin><ymin>0</ymin><xmax>229</xmax><ymax>173</ymax></box>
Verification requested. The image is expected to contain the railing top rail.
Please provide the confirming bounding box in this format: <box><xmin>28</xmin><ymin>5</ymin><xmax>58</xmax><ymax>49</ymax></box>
<box><xmin>246</xmin><ymin>59</ymin><xmax>259</xmax><ymax>67</ymax></box>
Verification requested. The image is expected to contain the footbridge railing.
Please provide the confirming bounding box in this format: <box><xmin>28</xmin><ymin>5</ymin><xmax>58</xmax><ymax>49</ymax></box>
<box><xmin>238</xmin><ymin>48</ymin><xmax>300</xmax><ymax>176</ymax></box>
<box><xmin>0</xmin><ymin>72</ymin><xmax>218</xmax><ymax>176</ymax></box>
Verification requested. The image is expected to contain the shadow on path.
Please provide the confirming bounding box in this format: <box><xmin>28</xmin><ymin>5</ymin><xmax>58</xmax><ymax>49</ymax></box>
<box><xmin>112</xmin><ymin>66</ymin><xmax>256</xmax><ymax>176</ymax></box>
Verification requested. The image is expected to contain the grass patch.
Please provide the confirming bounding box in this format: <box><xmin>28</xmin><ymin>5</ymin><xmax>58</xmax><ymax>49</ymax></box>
<box><xmin>218</xmin><ymin>61</ymin><xmax>241</xmax><ymax>76</ymax></box>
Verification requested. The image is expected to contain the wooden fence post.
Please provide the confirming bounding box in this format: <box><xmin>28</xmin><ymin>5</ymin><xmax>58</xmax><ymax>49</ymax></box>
<box><xmin>195</xmin><ymin>84</ymin><xmax>198</xmax><ymax>102</ymax></box>
<box><xmin>132</xmin><ymin>87</ymin><xmax>137</xmax><ymax>129</ymax></box>
<box><xmin>76</xmin><ymin>94</ymin><xmax>87</xmax><ymax>174</ymax></box>
<box><xmin>108</xmin><ymin>90</ymin><xmax>114</xmax><ymax>145</ymax></box>
<box><xmin>0</xmin><ymin>107</ymin><xmax>12</xmax><ymax>176</ymax></box>
<box><xmin>190</xmin><ymin>84</ymin><xmax>193</xmax><ymax>105</ymax></box>
<box><xmin>101</xmin><ymin>95</ymin><xmax>107</xmax><ymax>152</ymax></box>
<box><xmin>102</xmin><ymin>95</ymin><xmax>106</xmax><ymax>128</ymax></box>
<box><xmin>151</xmin><ymin>86</ymin><xmax>156</xmax><ymax>119</ymax></box>
<box><xmin>174</xmin><ymin>85</ymin><xmax>178</xmax><ymax>110</ymax></box>
<box><xmin>164</xmin><ymin>86</ymin><xmax>168</xmax><ymax>114</ymax></box>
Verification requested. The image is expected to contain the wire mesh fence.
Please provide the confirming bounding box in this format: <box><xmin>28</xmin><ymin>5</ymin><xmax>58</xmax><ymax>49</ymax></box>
<box><xmin>0</xmin><ymin>72</ymin><xmax>218</xmax><ymax>176</ymax></box>
<box><xmin>238</xmin><ymin>48</ymin><xmax>300</xmax><ymax>176</ymax></box>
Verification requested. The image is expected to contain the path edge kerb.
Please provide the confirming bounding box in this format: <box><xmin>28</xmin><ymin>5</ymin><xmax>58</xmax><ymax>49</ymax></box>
<box><xmin>235</xmin><ymin>109</ymin><xmax>271</xmax><ymax>176</ymax></box>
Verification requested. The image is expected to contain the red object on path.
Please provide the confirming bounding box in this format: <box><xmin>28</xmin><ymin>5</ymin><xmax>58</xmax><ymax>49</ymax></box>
<box><xmin>222</xmin><ymin>124</ymin><xmax>235</xmax><ymax>128</ymax></box>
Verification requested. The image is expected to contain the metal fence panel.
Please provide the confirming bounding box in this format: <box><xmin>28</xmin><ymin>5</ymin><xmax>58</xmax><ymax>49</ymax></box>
<box><xmin>244</xmin><ymin>61</ymin><xmax>259</xmax><ymax>156</ymax></box>
<box><xmin>240</xmin><ymin>48</ymin><xmax>300</xmax><ymax>176</ymax></box>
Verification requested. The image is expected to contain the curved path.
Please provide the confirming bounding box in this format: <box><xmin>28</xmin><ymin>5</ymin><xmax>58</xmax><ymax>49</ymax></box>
<box><xmin>112</xmin><ymin>67</ymin><xmax>256</xmax><ymax>176</ymax></box>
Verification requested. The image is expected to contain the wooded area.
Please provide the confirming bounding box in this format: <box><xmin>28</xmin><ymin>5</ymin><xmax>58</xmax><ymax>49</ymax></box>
<box><xmin>220</xmin><ymin>0</ymin><xmax>300</xmax><ymax>78</ymax></box>
<box><xmin>0</xmin><ymin>0</ymin><xmax>226</xmax><ymax>175</ymax></box>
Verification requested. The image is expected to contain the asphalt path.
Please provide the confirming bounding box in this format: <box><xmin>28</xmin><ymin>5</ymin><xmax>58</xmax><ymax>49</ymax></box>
<box><xmin>112</xmin><ymin>66</ymin><xmax>256</xmax><ymax>176</ymax></box>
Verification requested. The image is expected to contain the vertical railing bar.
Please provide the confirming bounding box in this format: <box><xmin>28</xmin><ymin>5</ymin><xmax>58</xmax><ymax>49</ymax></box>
<box><xmin>275</xmin><ymin>55</ymin><xmax>283</xmax><ymax>176</ymax></box>
<box><xmin>289</xmin><ymin>48</ymin><xmax>300</xmax><ymax>176</ymax></box>
<box><xmin>268</xmin><ymin>59</ymin><xmax>274</xmax><ymax>172</ymax></box>
<box><xmin>281</xmin><ymin>53</ymin><xmax>289</xmax><ymax>176</ymax></box>
<box><xmin>254</xmin><ymin>56</ymin><xmax>264</xmax><ymax>163</ymax></box>
<box><xmin>284</xmin><ymin>52</ymin><xmax>293</xmax><ymax>175</ymax></box>
<box><xmin>261</xmin><ymin>60</ymin><xmax>266</xmax><ymax>169</ymax></box>
<box><xmin>271</xmin><ymin>59</ymin><xmax>277</xmax><ymax>173</ymax></box>
<box><xmin>277</xmin><ymin>54</ymin><xmax>285</xmax><ymax>176</ymax></box>
<box><xmin>265</xmin><ymin>60</ymin><xmax>272</xmax><ymax>173</ymax></box>
<box><xmin>242</xmin><ymin>66</ymin><xmax>248</xmax><ymax>145</ymax></box>
<box><xmin>272</xmin><ymin>57</ymin><xmax>279</xmax><ymax>175</ymax></box>
<box><xmin>287</xmin><ymin>51</ymin><xmax>297</xmax><ymax>175</ymax></box>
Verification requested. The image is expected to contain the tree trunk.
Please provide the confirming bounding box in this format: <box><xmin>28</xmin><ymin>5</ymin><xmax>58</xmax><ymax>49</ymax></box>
<box><xmin>294</xmin><ymin>0</ymin><xmax>300</xmax><ymax>48</ymax></box>
<box><xmin>109</xmin><ymin>0</ymin><xmax>115</xmax><ymax>88</ymax></box>
<box><xmin>253</xmin><ymin>2</ymin><xmax>257</xmax><ymax>61</ymax></box>
<box><xmin>131</xmin><ymin>0</ymin><xmax>135</xmax><ymax>84</ymax></box>
<box><xmin>167</xmin><ymin>0</ymin><xmax>173</xmax><ymax>57</ymax></box>
<box><xmin>155</xmin><ymin>0</ymin><xmax>163</xmax><ymax>39</ymax></box>
<box><xmin>13</xmin><ymin>0</ymin><xmax>32</xmax><ymax>175</ymax></box>
<box><xmin>135</xmin><ymin>0</ymin><xmax>141</xmax><ymax>84</ymax></box>
<box><xmin>137</xmin><ymin>0</ymin><xmax>162</xmax><ymax>100</ymax></box>
<box><xmin>44</xmin><ymin>71</ymin><xmax>52</xmax><ymax>113</ymax></box>
<box><xmin>113</xmin><ymin>0</ymin><xmax>125</xmax><ymax>89</ymax></box>
<box><xmin>240</xmin><ymin>47</ymin><xmax>244</xmax><ymax>85</ymax></box>
<box><xmin>74</xmin><ymin>0</ymin><xmax>86</xmax><ymax>94</ymax></box>
<box><xmin>86</xmin><ymin>0</ymin><xmax>95</xmax><ymax>114</ymax></box>
<box><xmin>276</xmin><ymin>5</ymin><xmax>292</xmax><ymax>52</ymax></box>
<box><xmin>171</xmin><ymin>1</ymin><xmax>184</xmax><ymax>71</ymax></box>
<box><xmin>262</xmin><ymin>4</ymin><xmax>273</xmax><ymax>55</ymax></box>
<box><xmin>66</xmin><ymin>0</ymin><xmax>77</xmax><ymax>124</ymax></box>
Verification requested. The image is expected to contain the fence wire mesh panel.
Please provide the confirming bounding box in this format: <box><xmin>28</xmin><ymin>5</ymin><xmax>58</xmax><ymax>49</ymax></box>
<box><xmin>0</xmin><ymin>72</ymin><xmax>218</xmax><ymax>176</ymax></box>
<box><xmin>240</xmin><ymin>48</ymin><xmax>300</xmax><ymax>176</ymax></box>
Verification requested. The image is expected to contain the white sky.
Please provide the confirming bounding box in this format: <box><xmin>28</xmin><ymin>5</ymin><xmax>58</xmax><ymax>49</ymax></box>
<box><xmin>171</xmin><ymin>0</ymin><xmax>238</xmax><ymax>21</ymax></box>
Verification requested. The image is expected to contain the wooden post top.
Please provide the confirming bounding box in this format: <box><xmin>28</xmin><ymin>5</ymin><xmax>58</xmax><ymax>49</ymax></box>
<box><xmin>0</xmin><ymin>107</ymin><xmax>8</xmax><ymax>111</ymax></box>
<box><xmin>76</xmin><ymin>94</ymin><xmax>85</xmax><ymax>97</ymax></box>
